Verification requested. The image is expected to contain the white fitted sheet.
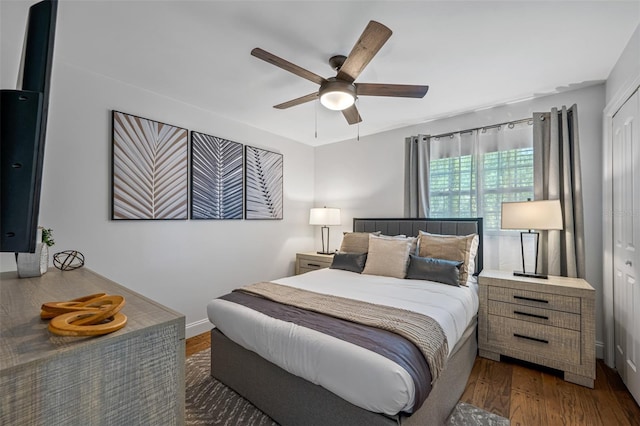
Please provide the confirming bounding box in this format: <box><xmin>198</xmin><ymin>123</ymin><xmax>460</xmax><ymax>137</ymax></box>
<box><xmin>207</xmin><ymin>268</ymin><xmax>479</xmax><ymax>415</ymax></box>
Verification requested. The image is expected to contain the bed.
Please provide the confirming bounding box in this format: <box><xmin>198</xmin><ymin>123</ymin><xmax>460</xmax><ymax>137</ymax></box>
<box><xmin>207</xmin><ymin>217</ymin><xmax>484</xmax><ymax>425</ymax></box>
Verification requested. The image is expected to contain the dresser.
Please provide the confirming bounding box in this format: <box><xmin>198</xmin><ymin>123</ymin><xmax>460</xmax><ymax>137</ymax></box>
<box><xmin>0</xmin><ymin>268</ymin><xmax>186</xmax><ymax>425</ymax></box>
<box><xmin>478</xmin><ymin>269</ymin><xmax>595</xmax><ymax>388</ymax></box>
<box><xmin>295</xmin><ymin>252</ymin><xmax>334</xmax><ymax>275</ymax></box>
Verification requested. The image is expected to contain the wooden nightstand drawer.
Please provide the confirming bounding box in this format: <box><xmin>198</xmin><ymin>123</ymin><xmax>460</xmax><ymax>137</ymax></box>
<box><xmin>488</xmin><ymin>286</ymin><xmax>580</xmax><ymax>314</ymax></box>
<box><xmin>298</xmin><ymin>257</ymin><xmax>332</xmax><ymax>270</ymax></box>
<box><xmin>487</xmin><ymin>315</ymin><xmax>581</xmax><ymax>365</ymax></box>
<box><xmin>488</xmin><ymin>300</ymin><xmax>581</xmax><ymax>331</ymax></box>
<box><xmin>295</xmin><ymin>252</ymin><xmax>334</xmax><ymax>275</ymax></box>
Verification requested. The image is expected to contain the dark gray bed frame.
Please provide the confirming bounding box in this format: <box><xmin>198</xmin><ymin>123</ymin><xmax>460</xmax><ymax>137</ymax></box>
<box><xmin>210</xmin><ymin>217</ymin><xmax>483</xmax><ymax>426</ymax></box>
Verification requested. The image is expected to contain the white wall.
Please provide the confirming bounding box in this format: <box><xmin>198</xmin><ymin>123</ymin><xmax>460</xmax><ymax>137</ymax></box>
<box><xmin>315</xmin><ymin>84</ymin><xmax>607</xmax><ymax>353</ymax></box>
<box><xmin>1</xmin><ymin>2</ymin><xmax>315</xmax><ymax>338</ymax></box>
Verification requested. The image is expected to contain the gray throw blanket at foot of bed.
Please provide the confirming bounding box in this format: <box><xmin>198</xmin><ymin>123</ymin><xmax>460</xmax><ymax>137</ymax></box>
<box><xmin>237</xmin><ymin>282</ymin><xmax>449</xmax><ymax>381</ymax></box>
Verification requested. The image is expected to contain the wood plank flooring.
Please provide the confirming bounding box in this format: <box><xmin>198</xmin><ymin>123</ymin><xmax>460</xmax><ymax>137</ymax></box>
<box><xmin>460</xmin><ymin>356</ymin><xmax>640</xmax><ymax>425</ymax></box>
<box><xmin>186</xmin><ymin>332</ymin><xmax>640</xmax><ymax>425</ymax></box>
<box><xmin>186</xmin><ymin>330</ymin><xmax>211</xmax><ymax>357</ymax></box>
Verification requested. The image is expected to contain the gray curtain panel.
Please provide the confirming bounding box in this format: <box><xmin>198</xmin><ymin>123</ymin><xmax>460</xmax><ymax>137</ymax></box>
<box><xmin>404</xmin><ymin>135</ymin><xmax>430</xmax><ymax>217</ymax></box>
<box><xmin>533</xmin><ymin>104</ymin><xmax>586</xmax><ymax>278</ymax></box>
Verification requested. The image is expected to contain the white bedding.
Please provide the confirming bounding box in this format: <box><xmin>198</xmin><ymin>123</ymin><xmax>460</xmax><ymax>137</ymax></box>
<box><xmin>207</xmin><ymin>268</ymin><xmax>479</xmax><ymax>416</ymax></box>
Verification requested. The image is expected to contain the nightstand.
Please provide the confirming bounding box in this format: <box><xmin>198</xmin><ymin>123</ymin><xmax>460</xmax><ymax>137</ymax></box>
<box><xmin>295</xmin><ymin>252</ymin><xmax>334</xmax><ymax>275</ymax></box>
<box><xmin>478</xmin><ymin>269</ymin><xmax>595</xmax><ymax>388</ymax></box>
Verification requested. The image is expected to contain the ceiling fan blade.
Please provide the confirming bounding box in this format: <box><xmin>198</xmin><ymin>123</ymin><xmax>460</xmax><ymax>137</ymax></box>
<box><xmin>356</xmin><ymin>83</ymin><xmax>429</xmax><ymax>98</ymax></box>
<box><xmin>336</xmin><ymin>21</ymin><xmax>392</xmax><ymax>83</ymax></box>
<box><xmin>342</xmin><ymin>104</ymin><xmax>362</xmax><ymax>125</ymax></box>
<box><xmin>274</xmin><ymin>92</ymin><xmax>318</xmax><ymax>109</ymax></box>
<box><xmin>251</xmin><ymin>48</ymin><xmax>326</xmax><ymax>86</ymax></box>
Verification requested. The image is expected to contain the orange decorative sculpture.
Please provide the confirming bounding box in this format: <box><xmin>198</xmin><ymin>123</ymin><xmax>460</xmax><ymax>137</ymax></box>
<box><xmin>41</xmin><ymin>293</ymin><xmax>127</xmax><ymax>336</ymax></box>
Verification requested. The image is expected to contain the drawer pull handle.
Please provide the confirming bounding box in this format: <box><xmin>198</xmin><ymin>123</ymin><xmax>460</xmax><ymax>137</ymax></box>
<box><xmin>514</xmin><ymin>333</ymin><xmax>549</xmax><ymax>344</ymax></box>
<box><xmin>514</xmin><ymin>310</ymin><xmax>549</xmax><ymax>320</ymax></box>
<box><xmin>308</xmin><ymin>263</ymin><xmax>321</xmax><ymax>267</ymax></box>
<box><xmin>513</xmin><ymin>295</ymin><xmax>548</xmax><ymax>304</ymax></box>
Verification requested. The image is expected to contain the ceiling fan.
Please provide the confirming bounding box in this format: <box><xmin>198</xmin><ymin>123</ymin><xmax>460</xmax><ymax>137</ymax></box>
<box><xmin>251</xmin><ymin>20</ymin><xmax>429</xmax><ymax>125</ymax></box>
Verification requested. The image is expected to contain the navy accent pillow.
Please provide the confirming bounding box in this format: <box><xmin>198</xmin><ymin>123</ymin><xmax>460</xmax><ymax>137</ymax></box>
<box><xmin>330</xmin><ymin>252</ymin><xmax>368</xmax><ymax>274</ymax></box>
<box><xmin>406</xmin><ymin>255</ymin><xmax>463</xmax><ymax>286</ymax></box>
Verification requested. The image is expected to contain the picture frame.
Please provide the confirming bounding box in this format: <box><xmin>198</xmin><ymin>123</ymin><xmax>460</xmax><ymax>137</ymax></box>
<box><xmin>244</xmin><ymin>145</ymin><xmax>283</xmax><ymax>220</ymax></box>
<box><xmin>112</xmin><ymin>111</ymin><xmax>188</xmax><ymax>220</ymax></box>
<box><xmin>190</xmin><ymin>131</ymin><xmax>243</xmax><ymax>219</ymax></box>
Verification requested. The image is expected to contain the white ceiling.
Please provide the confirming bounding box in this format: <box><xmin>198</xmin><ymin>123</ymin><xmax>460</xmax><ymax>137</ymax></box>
<box><xmin>39</xmin><ymin>1</ymin><xmax>640</xmax><ymax>145</ymax></box>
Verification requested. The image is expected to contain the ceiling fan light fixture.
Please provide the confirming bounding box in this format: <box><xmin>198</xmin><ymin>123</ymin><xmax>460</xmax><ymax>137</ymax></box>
<box><xmin>319</xmin><ymin>79</ymin><xmax>356</xmax><ymax>111</ymax></box>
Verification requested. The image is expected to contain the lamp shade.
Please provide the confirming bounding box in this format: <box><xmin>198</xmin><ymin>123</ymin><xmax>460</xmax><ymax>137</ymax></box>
<box><xmin>501</xmin><ymin>199</ymin><xmax>563</xmax><ymax>231</ymax></box>
<box><xmin>309</xmin><ymin>207</ymin><xmax>341</xmax><ymax>226</ymax></box>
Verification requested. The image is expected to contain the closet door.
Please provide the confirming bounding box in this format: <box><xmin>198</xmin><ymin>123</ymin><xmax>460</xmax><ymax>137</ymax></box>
<box><xmin>612</xmin><ymin>88</ymin><xmax>640</xmax><ymax>405</ymax></box>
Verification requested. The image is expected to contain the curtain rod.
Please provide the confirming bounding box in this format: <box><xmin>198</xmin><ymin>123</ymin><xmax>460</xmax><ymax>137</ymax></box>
<box><xmin>428</xmin><ymin>117</ymin><xmax>534</xmax><ymax>140</ymax></box>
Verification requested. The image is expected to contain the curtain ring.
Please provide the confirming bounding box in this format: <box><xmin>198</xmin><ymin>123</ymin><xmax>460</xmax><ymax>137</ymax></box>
<box><xmin>508</xmin><ymin>123</ymin><xmax>515</xmax><ymax>129</ymax></box>
<box><xmin>449</xmin><ymin>134</ymin><xmax>454</xmax><ymax>139</ymax></box>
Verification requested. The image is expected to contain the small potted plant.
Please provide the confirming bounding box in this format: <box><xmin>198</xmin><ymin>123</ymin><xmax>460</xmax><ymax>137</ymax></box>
<box><xmin>41</xmin><ymin>228</ymin><xmax>55</xmax><ymax>247</ymax></box>
<box><xmin>16</xmin><ymin>226</ymin><xmax>54</xmax><ymax>278</ymax></box>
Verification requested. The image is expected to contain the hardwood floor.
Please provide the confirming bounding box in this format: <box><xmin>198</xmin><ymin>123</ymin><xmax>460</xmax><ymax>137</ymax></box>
<box><xmin>185</xmin><ymin>330</ymin><xmax>211</xmax><ymax>357</ymax></box>
<box><xmin>186</xmin><ymin>332</ymin><xmax>640</xmax><ymax>425</ymax></box>
<box><xmin>461</xmin><ymin>356</ymin><xmax>640</xmax><ymax>426</ymax></box>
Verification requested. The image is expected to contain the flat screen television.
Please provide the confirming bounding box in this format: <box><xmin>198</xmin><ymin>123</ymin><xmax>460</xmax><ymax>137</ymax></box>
<box><xmin>1</xmin><ymin>0</ymin><xmax>57</xmax><ymax>253</ymax></box>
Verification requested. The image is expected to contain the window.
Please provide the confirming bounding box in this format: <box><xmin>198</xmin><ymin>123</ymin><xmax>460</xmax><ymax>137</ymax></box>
<box><xmin>405</xmin><ymin>121</ymin><xmax>534</xmax><ymax>270</ymax></box>
<box><xmin>428</xmin><ymin>123</ymin><xmax>534</xmax><ymax>232</ymax></box>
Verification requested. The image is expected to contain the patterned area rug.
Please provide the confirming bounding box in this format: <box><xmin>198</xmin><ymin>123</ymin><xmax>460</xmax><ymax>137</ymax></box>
<box><xmin>186</xmin><ymin>349</ymin><xmax>510</xmax><ymax>426</ymax></box>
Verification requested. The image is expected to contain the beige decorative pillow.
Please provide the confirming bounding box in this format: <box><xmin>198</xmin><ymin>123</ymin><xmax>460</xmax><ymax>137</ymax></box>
<box><xmin>362</xmin><ymin>234</ymin><xmax>412</xmax><ymax>279</ymax></box>
<box><xmin>339</xmin><ymin>231</ymin><xmax>381</xmax><ymax>254</ymax></box>
<box><xmin>378</xmin><ymin>234</ymin><xmax>418</xmax><ymax>255</ymax></box>
<box><xmin>418</xmin><ymin>231</ymin><xmax>479</xmax><ymax>285</ymax></box>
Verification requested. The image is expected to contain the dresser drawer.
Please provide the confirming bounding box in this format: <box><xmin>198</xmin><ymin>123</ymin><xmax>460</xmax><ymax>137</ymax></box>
<box><xmin>488</xmin><ymin>300</ymin><xmax>581</xmax><ymax>331</ymax></box>
<box><xmin>487</xmin><ymin>315</ymin><xmax>581</xmax><ymax>365</ymax></box>
<box><xmin>488</xmin><ymin>286</ymin><xmax>580</xmax><ymax>314</ymax></box>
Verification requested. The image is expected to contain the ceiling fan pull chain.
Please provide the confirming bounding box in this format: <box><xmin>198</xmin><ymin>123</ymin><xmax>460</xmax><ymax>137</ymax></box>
<box><xmin>357</xmin><ymin>99</ymin><xmax>360</xmax><ymax>141</ymax></box>
<box><xmin>315</xmin><ymin>98</ymin><xmax>318</xmax><ymax>138</ymax></box>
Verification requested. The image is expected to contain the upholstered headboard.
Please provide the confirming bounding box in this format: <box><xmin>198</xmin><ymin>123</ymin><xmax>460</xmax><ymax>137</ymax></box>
<box><xmin>353</xmin><ymin>217</ymin><xmax>484</xmax><ymax>275</ymax></box>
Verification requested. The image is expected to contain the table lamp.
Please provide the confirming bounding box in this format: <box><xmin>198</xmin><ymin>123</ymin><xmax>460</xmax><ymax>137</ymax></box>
<box><xmin>309</xmin><ymin>207</ymin><xmax>341</xmax><ymax>255</ymax></box>
<box><xmin>501</xmin><ymin>199</ymin><xmax>563</xmax><ymax>279</ymax></box>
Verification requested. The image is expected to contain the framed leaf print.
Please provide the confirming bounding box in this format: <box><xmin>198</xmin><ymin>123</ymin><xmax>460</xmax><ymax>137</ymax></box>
<box><xmin>244</xmin><ymin>145</ymin><xmax>283</xmax><ymax>220</ymax></box>
<box><xmin>190</xmin><ymin>132</ymin><xmax>243</xmax><ymax>219</ymax></box>
<box><xmin>112</xmin><ymin>111</ymin><xmax>188</xmax><ymax>220</ymax></box>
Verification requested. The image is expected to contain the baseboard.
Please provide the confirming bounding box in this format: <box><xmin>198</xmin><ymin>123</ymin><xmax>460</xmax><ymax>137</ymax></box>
<box><xmin>186</xmin><ymin>318</ymin><xmax>212</xmax><ymax>339</ymax></box>
<box><xmin>596</xmin><ymin>340</ymin><xmax>605</xmax><ymax>360</ymax></box>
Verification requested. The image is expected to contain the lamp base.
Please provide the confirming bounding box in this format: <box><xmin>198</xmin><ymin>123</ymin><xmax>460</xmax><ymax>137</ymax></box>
<box><xmin>513</xmin><ymin>271</ymin><xmax>548</xmax><ymax>279</ymax></box>
<box><xmin>316</xmin><ymin>251</ymin><xmax>334</xmax><ymax>255</ymax></box>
